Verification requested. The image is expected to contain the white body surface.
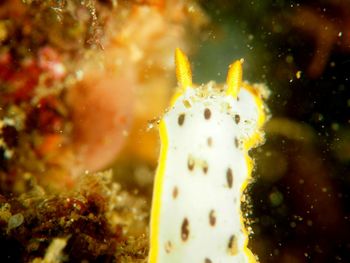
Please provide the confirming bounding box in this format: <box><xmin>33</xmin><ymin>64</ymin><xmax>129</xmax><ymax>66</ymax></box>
<box><xmin>149</xmin><ymin>49</ymin><xmax>267</xmax><ymax>263</ymax></box>
<box><xmin>157</xmin><ymin>85</ymin><xmax>259</xmax><ymax>263</ymax></box>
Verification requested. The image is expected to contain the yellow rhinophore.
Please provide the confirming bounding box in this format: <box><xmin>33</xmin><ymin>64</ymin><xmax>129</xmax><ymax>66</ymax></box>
<box><xmin>175</xmin><ymin>48</ymin><xmax>192</xmax><ymax>90</ymax></box>
<box><xmin>226</xmin><ymin>59</ymin><xmax>243</xmax><ymax>99</ymax></box>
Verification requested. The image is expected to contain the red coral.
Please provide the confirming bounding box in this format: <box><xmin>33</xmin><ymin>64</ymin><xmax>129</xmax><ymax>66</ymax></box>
<box><xmin>0</xmin><ymin>47</ymin><xmax>66</xmax><ymax>103</ymax></box>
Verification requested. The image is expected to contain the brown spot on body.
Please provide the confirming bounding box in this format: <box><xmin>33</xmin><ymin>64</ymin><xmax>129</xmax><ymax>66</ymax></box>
<box><xmin>209</xmin><ymin>210</ymin><xmax>216</xmax><ymax>226</ymax></box>
<box><xmin>204</xmin><ymin>108</ymin><xmax>211</xmax><ymax>119</ymax></box>
<box><xmin>205</xmin><ymin>258</ymin><xmax>212</xmax><ymax>263</ymax></box>
<box><xmin>234</xmin><ymin>114</ymin><xmax>240</xmax><ymax>124</ymax></box>
<box><xmin>165</xmin><ymin>241</ymin><xmax>172</xmax><ymax>253</ymax></box>
<box><xmin>183</xmin><ymin>100</ymin><xmax>191</xmax><ymax>108</ymax></box>
<box><xmin>207</xmin><ymin>137</ymin><xmax>213</xmax><ymax>147</ymax></box>
<box><xmin>234</xmin><ymin>137</ymin><xmax>239</xmax><ymax>148</ymax></box>
<box><xmin>172</xmin><ymin>186</ymin><xmax>178</xmax><ymax>199</ymax></box>
<box><xmin>228</xmin><ymin>235</ymin><xmax>238</xmax><ymax>255</ymax></box>
<box><xmin>187</xmin><ymin>155</ymin><xmax>194</xmax><ymax>171</ymax></box>
<box><xmin>181</xmin><ymin>218</ymin><xmax>190</xmax><ymax>241</ymax></box>
<box><xmin>202</xmin><ymin>161</ymin><xmax>208</xmax><ymax>174</ymax></box>
<box><xmin>226</xmin><ymin>168</ymin><xmax>233</xmax><ymax>188</ymax></box>
<box><xmin>178</xmin><ymin>113</ymin><xmax>185</xmax><ymax>126</ymax></box>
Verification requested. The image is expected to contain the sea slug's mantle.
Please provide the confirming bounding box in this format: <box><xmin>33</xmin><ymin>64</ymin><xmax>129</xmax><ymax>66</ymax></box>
<box><xmin>149</xmin><ymin>48</ymin><xmax>268</xmax><ymax>263</ymax></box>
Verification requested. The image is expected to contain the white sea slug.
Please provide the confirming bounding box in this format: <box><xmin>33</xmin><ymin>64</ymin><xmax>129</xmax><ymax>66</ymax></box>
<box><xmin>149</xmin><ymin>48</ymin><xmax>268</xmax><ymax>263</ymax></box>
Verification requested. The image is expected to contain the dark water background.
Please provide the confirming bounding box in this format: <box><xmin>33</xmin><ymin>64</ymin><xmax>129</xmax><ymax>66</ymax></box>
<box><xmin>194</xmin><ymin>0</ymin><xmax>350</xmax><ymax>262</ymax></box>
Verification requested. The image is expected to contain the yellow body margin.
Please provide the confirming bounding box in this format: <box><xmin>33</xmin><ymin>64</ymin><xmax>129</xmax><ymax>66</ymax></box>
<box><xmin>240</xmin><ymin>82</ymin><xmax>267</xmax><ymax>263</ymax></box>
<box><xmin>149</xmin><ymin>120</ymin><xmax>168</xmax><ymax>263</ymax></box>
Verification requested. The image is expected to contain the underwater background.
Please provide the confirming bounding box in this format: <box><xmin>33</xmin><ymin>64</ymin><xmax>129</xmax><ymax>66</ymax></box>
<box><xmin>195</xmin><ymin>1</ymin><xmax>350</xmax><ymax>262</ymax></box>
<box><xmin>0</xmin><ymin>0</ymin><xmax>349</xmax><ymax>262</ymax></box>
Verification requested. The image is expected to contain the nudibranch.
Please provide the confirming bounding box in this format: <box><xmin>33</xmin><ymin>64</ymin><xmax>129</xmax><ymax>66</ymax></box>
<box><xmin>149</xmin><ymin>48</ymin><xmax>268</xmax><ymax>263</ymax></box>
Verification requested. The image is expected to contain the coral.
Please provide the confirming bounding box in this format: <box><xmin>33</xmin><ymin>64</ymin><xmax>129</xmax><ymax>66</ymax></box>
<box><xmin>0</xmin><ymin>0</ymin><xmax>208</xmax><ymax>261</ymax></box>
<box><xmin>0</xmin><ymin>0</ymin><xmax>208</xmax><ymax>185</ymax></box>
<box><xmin>0</xmin><ymin>171</ymin><xmax>149</xmax><ymax>262</ymax></box>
